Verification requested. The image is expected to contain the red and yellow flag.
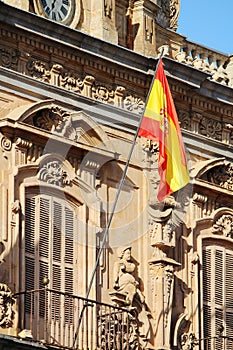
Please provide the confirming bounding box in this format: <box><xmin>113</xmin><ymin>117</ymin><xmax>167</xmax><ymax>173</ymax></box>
<box><xmin>138</xmin><ymin>59</ymin><xmax>189</xmax><ymax>202</ymax></box>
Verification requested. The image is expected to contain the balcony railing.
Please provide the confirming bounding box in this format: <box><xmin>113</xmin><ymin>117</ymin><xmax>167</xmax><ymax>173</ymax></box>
<box><xmin>14</xmin><ymin>288</ymin><xmax>139</xmax><ymax>350</ymax></box>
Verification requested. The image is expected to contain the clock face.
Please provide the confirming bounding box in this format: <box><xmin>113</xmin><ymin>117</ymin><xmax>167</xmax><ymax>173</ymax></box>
<box><xmin>37</xmin><ymin>0</ymin><xmax>75</xmax><ymax>24</ymax></box>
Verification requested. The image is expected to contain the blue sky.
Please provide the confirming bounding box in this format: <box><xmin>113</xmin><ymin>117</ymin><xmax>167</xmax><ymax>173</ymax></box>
<box><xmin>177</xmin><ymin>0</ymin><xmax>233</xmax><ymax>54</ymax></box>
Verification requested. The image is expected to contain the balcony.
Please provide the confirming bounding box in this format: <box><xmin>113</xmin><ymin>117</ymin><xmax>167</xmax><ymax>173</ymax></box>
<box><xmin>14</xmin><ymin>288</ymin><xmax>139</xmax><ymax>350</ymax></box>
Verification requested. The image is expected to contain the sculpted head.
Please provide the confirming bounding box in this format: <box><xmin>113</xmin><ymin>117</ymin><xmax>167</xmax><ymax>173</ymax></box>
<box><xmin>117</xmin><ymin>246</ymin><xmax>132</xmax><ymax>260</ymax></box>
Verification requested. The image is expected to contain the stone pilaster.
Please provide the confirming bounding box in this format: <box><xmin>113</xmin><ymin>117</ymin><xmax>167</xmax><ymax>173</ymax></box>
<box><xmin>132</xmin><ymin>0</ymin><xmax>159</xmax><ymax>56</ymax></box>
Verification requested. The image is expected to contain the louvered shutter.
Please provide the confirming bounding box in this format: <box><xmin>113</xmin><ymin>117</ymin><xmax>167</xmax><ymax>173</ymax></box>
<box><xmin>203</xmin><ymin>245</ymin><xmax>233</xmax><ymax>350</ymax></box>
<box><xmin>25</xmin><ymin>197</ymin><xmax>36</xmax><ymax>315</ymax></box>
<box><xmin>226</xmin><ymin>253</ymin><xmax>233</xmax><ymax>348</ymax></box>
<box><xmin>25</xmin><ymin>192</ymin><xmax>76</xmax><ymax>335</ymax></box>
<box><xmin>25</xmin><ymin>197</ymin><xmax>35</xmax><ymax>255</ymax></box>
<box><xmin>203</xmin><ymin>248</ymin><xmax>212</xmax><ymax>347</ymax></box>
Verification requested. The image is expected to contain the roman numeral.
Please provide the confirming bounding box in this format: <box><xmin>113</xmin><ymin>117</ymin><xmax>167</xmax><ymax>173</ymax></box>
<box><xmin>52</xmin><ymin>11</ymin><xmax>56</xmax><ymax>20</ymax></box>
<box><xmin>45</xmin><ymin>6</ymin><xmax>50</xmax><ymax>15</ymax></box>
<box><xmin>41</xmin><ymin>0</ymin><xmax>47</xmax><ymax>7</ymax></box>
<box><xmin>62</xmin><ymin>0</ymin><xmax>69</xmax><ymax>5</ymax></box>
<box><xmin>60</xmin><ymin>5</ymin><xmax>68</xmax><ymax>16</ymax></box>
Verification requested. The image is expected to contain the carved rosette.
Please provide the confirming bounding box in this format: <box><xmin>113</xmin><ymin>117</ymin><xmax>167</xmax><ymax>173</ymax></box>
<box><xmin>0</xmin><ymin>283</ymin><xmax>15</xmax><ymax>328</ymax></box>
<box><xmin>38</xmin><ymin>159</ymin><xmax>72</xmax><ymax>187</ymax></box>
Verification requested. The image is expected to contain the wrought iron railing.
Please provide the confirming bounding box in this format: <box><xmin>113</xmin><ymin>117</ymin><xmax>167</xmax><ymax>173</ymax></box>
<box><xmin>14</xmin><ymin>288</ymin><xmax>138</xmax><ymax>349</ymax></box>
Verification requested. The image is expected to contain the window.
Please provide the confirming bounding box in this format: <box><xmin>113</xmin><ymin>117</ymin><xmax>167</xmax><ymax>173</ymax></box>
<box><xmin>24</xmin><ymin>191</ymin><xmax>77</xmax><ymax>323</ymax></box>
<box><xmin>203</xmin><ymin>245</ymin><xmax>233</xmax><ymax>350</ymax></box>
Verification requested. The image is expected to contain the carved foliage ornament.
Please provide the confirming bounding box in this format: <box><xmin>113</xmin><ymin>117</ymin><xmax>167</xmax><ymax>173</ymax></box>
<box><xmin>38</xmin><ymin>159</ymin><xmax>72</xmax><ymax>187</ymax></box>
<box><xmin>212</xmin><ymin>214</ymin><xmax>233</xmax><ymax>238</ymax></box>
<box><xmin>207</xmin><ymin>164</ymin><xmax>233</xmax><ymax>191</ymax></box>
<box><xmin>33</xmin><ymin>106</ymin><xmax>74</xmax><ymax>138</ymax></box>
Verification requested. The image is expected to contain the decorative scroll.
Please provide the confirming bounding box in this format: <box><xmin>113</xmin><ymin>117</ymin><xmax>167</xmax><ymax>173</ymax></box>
<box><xmin>199</xmin><ymin>116</ymin><xmax>222</xmax><ymax>140</ymax></box>
<box><xmin>124</xmin><ymin>95</ymin><xmax>144</xmax><ymax>113</ymax></box>
<box><xmin>1</xmin><ymin>136</ymin><xmax>12</xmax><ymax>151</ymax></box>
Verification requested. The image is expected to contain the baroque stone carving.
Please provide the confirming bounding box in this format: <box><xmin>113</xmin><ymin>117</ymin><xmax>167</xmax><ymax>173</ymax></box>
<box><xmin>199</xmin><ymin>116</ymin><xmax>222</xmax><ymax>140</ymax></box>
<box><xmin>33</xmin><ymin>106</ymin><xmax>75</xmax><ymax>138</ymax></box>
<box><xmin>92</xmin><ymin>85</ymin><xmax>115</xmax><ymax>104</ymax></box>
<box><xmin>212</xmin><ymin>214</ymin><xmax>233</xmax><ymax>238</ymax></box>
<box><xmin>0</xmin><ymin>47</ymin><xmax>19</xmax><ymax>68</ymax></box>
<box><xmin>169</xmin><ymin>0</ymin><xmax>180</xmax><ymax>31</ymax></box>
<box><xmin>207</xmin><ymin>164</ymin><xmax>233</xmax><ymax>191</ymax></box>
<box><xmin>110</xmin><ymin>247</ymin><xmax>151</xmax><ymax>343</ymax></box>
<box><xmin>27</xmin><ymin>59</ymin><xmax>51</xmax><ymax>82</ymax></box>
<box><xmin>124</xmin><ymin>95</ymin><xmax>144</xmax><ymax>113</ymax></box>
<box><xmin>61</xmin><ymin>72</ymin><xmax>84</xmax><ymax>92</ymax></box>
<box><xmin>0</xmin><ymin>283</ymin><xmax>15</xmax><ymax>328</ymax></box>
<box><xmin>180</xmin><ymin>333</ymin><xmax>197</xmax><ymax>350</ymax></box>
<box><xmin>38</xmin><ymin>159</ymin><xmax>72</xmax><ymax>187</ymax></box>
<box><xmin>112</xmin><ymin>246</ymin><xmax>144</xmax><ymax>306</ymax></box>
<box><xmin>157</xmin><ymin>0</ymin><xmax>180</xmax><ymax>31</ymax></box>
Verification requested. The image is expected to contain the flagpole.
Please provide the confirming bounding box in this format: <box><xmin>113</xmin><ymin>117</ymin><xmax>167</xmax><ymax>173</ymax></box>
<box><xmin>73</xmin><ymin>48</ymin><xmax>165</xmax><ymax>347</ymax></box>
<box><xmin>86</xmin><ymin>47</ymin><xmax>164</xmax><ymax>299</ymax></box>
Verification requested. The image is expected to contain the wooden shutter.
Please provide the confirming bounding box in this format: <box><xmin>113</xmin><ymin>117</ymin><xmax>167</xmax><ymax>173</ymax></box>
<box><xmin>203</xmin><ymin>248</ymin><xmax>212</xmax><ymax>345</ymax></box>
<box><xmin>25</xmin><ymin>192</ymin><xmax>76</xmax><ymax>327</ymax></box>
<box><xmin>225</xmin><ymin>253</ymin><xmax>233</xmax><ymax>348</ymax></box>
<box><xmin>25</xmin><ymin>197</ymin><xmax>35</xmax><ymax>255</ymax></box>
<box><xmin>203</xmin><ymin>245</ymin><xmax>233</xmax><ymax>350</ymax></box>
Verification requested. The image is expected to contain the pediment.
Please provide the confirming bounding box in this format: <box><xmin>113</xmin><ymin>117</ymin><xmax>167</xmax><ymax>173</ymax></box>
<box><xmin>195</xmin><ymin>208</ymin><xmax>233</xmax><ymax>240</ymax></box>
<box><xmin>191</xmin><ymin>158</ymin><xmax>233</xmax><ymax>192</ymax></box>
<box><xmin>6</xmin><ymin>100</ymin><xmax>114</xmax><ymax>149</ymax></box>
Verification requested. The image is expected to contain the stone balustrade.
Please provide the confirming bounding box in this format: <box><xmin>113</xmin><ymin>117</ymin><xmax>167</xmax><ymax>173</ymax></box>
<box><xmin>166</xmin><ymin>40</ymin><xmax>233</xmax><ymax>87</ymax></box>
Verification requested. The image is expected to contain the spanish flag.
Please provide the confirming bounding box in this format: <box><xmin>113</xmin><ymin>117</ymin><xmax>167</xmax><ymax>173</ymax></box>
<box><xmin>138</xmin><ymin>59</ymin><xmax>189</xmax><ymax>202</ymax></box>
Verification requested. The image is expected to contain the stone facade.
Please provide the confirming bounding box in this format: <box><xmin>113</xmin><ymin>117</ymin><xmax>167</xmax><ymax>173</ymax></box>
<box><xmin>0</xmin><ymin>1</ymin><xmax>232</xmax><ymax>349</ymax></box>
